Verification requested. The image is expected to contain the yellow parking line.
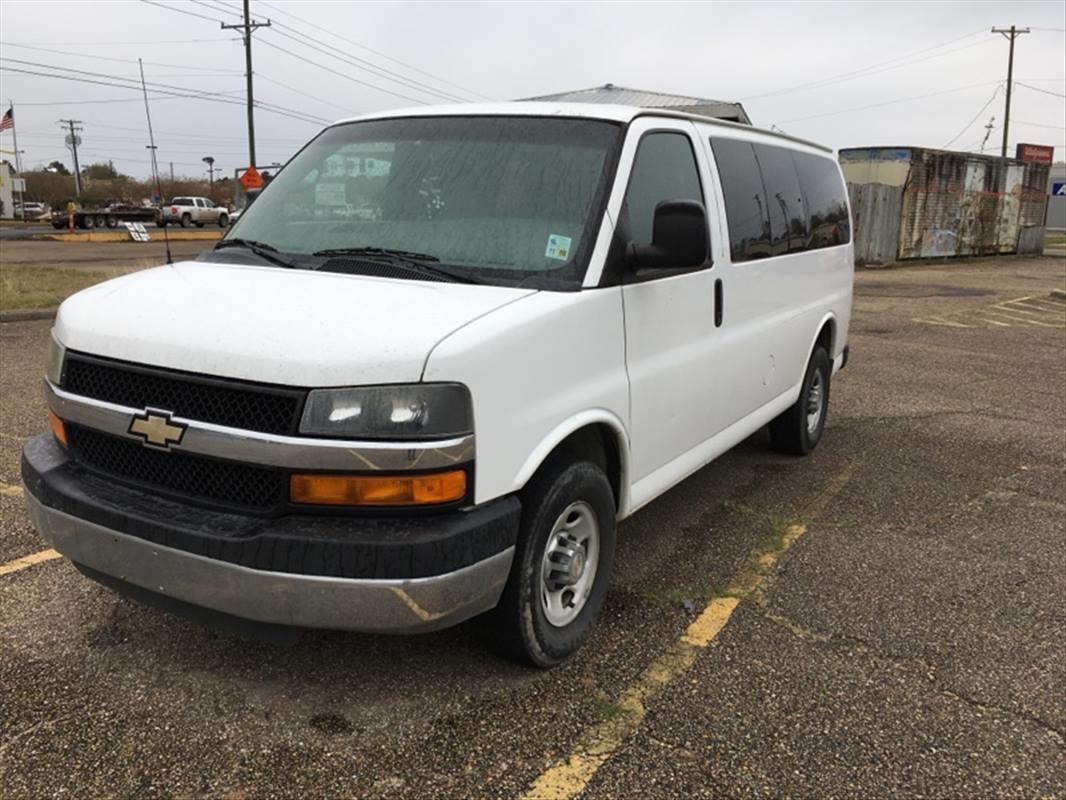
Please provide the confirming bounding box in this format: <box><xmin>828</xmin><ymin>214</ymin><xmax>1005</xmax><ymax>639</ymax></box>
<box><xmin>0</xmin><ymin>549</ymin><xmax>62</xmax><ymax>577</ymax></box>
<box><xmin>522</xmin><ymin>468</ymin><xmax>852</xmax><ymax>800</ymax></box>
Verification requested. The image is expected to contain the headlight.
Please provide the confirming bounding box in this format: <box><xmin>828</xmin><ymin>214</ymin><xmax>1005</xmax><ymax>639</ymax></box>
<box><xmin>299</xmin><ymin>383</ymin><xmax>473</xmax><ymax>440</ymax></box>
<box><xmin>46</xmin><ymin>334</ymin><xmax>66</xmax><ymax>386</ymax></box>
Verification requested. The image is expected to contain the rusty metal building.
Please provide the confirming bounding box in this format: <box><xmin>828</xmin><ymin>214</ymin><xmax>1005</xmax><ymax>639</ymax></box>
<box><xmin>839</xmin><ymin>147</ymin><xmax>1049</xmax><ymax>266</ymax></box>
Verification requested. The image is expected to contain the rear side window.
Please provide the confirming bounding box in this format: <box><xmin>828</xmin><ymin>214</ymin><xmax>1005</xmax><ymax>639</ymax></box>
<box><xmin>753</xmin><ymin>144</ymin><xmax>809</xmax><ymax>255</ymax></box>
<box><xmin>173</xmin><ymin>198</ymin><xmax>193</xmax><ymax>206</ymax></box>
<box><xmin>709</xmin><ymin>138</ymin><xmax>771</xmax><ymax>262</ymax></box>
<box><xmin>792</xmin><ymin>152</ymin><xmax>851</xmax><ymax>249</ymax></box>
<box><xmin>623</xmin><ymin>132</ymin><xmax>703</xmax><ymax>244</ymax></box>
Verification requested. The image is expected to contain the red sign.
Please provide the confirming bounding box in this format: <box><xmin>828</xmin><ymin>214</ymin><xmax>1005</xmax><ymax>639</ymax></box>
<box><xmin>239</xmin><ymin>165</ymin><xmax>264</xmax><ymax>190</ymax></box>
<box><xmin>1015</xmin><ymin>143</ymin><xmax>1054</xmax><ymax>164</ymax></box>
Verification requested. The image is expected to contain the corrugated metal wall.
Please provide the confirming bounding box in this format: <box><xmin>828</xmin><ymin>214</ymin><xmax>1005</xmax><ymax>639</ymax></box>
<box><xmin>840</xmin><ymin>147</ymin><xmax>1049</xmax><ymax>264</ymax></box>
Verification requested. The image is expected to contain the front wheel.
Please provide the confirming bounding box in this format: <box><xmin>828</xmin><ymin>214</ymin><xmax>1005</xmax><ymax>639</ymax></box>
<box><xmin>486</xmin><ymin>459</ymin><xmax>617</xmax><ymax>667</ymax></box>
<box><xmin>218</xmin><ymin>213</ymin><xmax>228</xmax><ymax>227</ymax></box>
<box><xmin>770</xmin><ymin>346</ymin><xmax>831</xmax><ymax>455</ymax></box>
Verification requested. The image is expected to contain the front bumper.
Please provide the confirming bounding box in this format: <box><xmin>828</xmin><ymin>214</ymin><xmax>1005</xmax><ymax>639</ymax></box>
<box><xmin>22</xmin><ymin>435</ymin><xmax>519</xmax><ymax>634</ymax></box>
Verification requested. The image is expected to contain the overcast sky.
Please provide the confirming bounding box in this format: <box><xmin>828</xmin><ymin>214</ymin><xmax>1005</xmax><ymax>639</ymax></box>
<box><xmin>1</xmin><ymin>0</ymin><xmax>1063</xmax><ymax>181</ymax></box>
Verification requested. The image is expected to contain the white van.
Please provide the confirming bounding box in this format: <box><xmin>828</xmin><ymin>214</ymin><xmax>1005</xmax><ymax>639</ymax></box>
<box><xmin>23</xmin><ymin>103</ymin><xmax>852</xmax><ymax>666</ymax></box>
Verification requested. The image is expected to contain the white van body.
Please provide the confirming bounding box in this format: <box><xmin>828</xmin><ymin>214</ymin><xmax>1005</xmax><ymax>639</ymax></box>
<box><xmin>24</xmin><ymin>103</ymin><xmax>852</xmax><ymax>665</ymax></box>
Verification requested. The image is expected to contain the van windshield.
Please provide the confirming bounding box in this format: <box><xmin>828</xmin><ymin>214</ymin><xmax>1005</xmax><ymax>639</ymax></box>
<box><xmin>224</xmin><ymin>116</ymin><xmax>623</xmax><ymax>289</ymax></box>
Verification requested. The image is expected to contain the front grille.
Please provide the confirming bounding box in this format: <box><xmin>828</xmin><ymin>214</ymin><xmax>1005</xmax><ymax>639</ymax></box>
<box><xmin>63</xmin><ymin>352</ymin><xmax>304</xmax><ymax>436</ymax></box>
<box><xmin>66</xmin><ymin>424</ymin><xmax>286</xmax><ymax>512</ymax></box>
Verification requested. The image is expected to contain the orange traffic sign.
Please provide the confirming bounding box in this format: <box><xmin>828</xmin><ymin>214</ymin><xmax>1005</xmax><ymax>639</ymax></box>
<box><xmin>239</xmin><ymin>165</ymin><xmax>264</xmax><ymax>190</ymax></box>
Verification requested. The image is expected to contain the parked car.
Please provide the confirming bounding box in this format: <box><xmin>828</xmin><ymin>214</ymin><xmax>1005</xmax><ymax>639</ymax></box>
<box><xmin>23</xmin><ymin>102</ymin><xmax>854</xmax><ymax>666</ymax></box>
<box><xmin>158</xmin><ymin>196</ymin><xmax>229</xmax><ymax>228</ymax></box>
<box><xmin>14</xmin><ymin>201</ymin><xmax>50</xmax><ymax>219</ymax></box>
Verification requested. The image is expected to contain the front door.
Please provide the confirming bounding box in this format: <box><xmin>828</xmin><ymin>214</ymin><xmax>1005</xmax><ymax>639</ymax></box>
<box><xmin>618</xmin><ymin>120</ymin><xmax>721</xmax><ymax>502</ymax></box>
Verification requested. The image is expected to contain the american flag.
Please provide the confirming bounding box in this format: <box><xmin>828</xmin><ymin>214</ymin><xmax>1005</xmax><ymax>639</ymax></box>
<box><xmin>0</xmin><ymin>106</ymin><xmax>12</xmax><ymax>133</ymax></box>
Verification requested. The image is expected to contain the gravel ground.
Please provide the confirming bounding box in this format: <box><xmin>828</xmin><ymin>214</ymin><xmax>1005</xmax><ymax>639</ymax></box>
<box><xmin>0</xmin><ymin>254</ymin><xmax>1063</xmax><ymax>798</ymax></box>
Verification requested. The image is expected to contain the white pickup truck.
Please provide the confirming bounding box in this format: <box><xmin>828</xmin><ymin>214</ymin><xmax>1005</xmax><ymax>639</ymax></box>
<box><xmin>158</xmin><ymin>196</ymin><xmax>229</xmax><ymax>228</ymax></box>
<box><xmin>23</xmin><ymin>102</ymin><xmax>853</xmax><ymax>666</ymax></box>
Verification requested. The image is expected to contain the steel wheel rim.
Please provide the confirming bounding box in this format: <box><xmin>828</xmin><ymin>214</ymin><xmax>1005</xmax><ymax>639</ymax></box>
<box><xmin>540</xmin><ymin>501</ymin><xmax>599</xmax><ymax>627</ymax></box>
<box><xmin>806</xmin><ymin>371</ymin><xmax>824</xmax><ymax>436</ymax></box>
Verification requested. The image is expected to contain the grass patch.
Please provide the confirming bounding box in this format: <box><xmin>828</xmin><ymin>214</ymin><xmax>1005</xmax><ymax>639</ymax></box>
<box><xmin>596</xmin><ymin>700</ymin><xmax>626</xmax><ymax>721</ymax></box>
<box><xmin>0</xmin><ymin>264</ymin><xmax>139</xmax><ymax>311</ymax></box>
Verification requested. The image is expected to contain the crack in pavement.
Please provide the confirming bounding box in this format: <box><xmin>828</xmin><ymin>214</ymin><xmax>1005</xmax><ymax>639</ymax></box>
<box><xmin>752</xmin><ymin>605</ymin><xmax>1066</xmax><ymax>748</ymax></box>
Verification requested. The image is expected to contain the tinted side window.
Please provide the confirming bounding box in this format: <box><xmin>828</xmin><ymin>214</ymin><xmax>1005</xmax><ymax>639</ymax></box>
<box><xmin>709</xmin><ymin>138</ymin><xmax>771</xmax><ymax>262</ymax></box>
<box><xmin>174</xmin><ymin>198</ymin><xmax>192</xmax><ymax>206</ymax></box>
<box><xmin>793</xmin><ymin>152</ymin><xmax>851</xmax><ymax>248</ymax></box>
<box><xmin>623</xmin><ymin>132</ymin><xmax>703</xmax><ymax>244</ymax></box>
<box><xmin>754</xmin><ymin>144</ymin><xmax>808</xmax><ymax>254</ymax></box>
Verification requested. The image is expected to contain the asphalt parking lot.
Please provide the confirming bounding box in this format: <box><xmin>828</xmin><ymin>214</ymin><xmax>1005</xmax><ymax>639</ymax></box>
<box><xmin>1</xmin><ymin>254</ymin><xmax>1064</xmax><ymax>798</ymax></box>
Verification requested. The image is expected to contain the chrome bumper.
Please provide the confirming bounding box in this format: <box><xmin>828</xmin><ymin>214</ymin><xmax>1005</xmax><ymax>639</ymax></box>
<box><xmin>25</xmin><ymin>490</ymin><xmax>513</xmax><ymax>634</ymax></box>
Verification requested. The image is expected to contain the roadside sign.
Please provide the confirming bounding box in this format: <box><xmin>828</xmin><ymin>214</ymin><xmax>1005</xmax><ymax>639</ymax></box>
<box><xmin>1053</xmin><ymin>182</ymin><xmax>1066</xmax><ymax>197</ymax></box>
<box><xmin>1015</xmin><ymin>143</ymin><xmax>1055</xmax><ymax>164</ymax></box>
<box><xmin>239</xmin><ymin>166</ymin><xmax>264</xmax><ymax>190</ymax></box>
<box><xmin>123</xmin><ymin>222</ymin><xmax>151</xmax><ymax>242</ymax></box>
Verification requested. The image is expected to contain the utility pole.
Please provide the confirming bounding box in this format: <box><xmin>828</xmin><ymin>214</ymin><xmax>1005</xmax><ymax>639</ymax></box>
<box><xmin>202</xmin><ymin>156</ymin><xmax>218</xmax><ymax>189</ymax></box>
<box><xmin>60</xmin><ymin>119</ymin><xmax>83</xmax><ymax>197</ymax></box>
<box><xmin>222</xmin><ymin>0</ymin><xmax>270</xmax><ymax>170</ymax></box>
<box><xmin>9</xmin><ymin>100</ymin><xmax>25</xmax><ymax>219</ymax></box>
<box><xmin>991</xmin><ymin>25</ymin><xmax>1030</xmax><ymax>158</ymax></box>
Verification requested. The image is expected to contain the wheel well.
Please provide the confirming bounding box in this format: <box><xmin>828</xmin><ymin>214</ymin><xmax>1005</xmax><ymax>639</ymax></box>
<box><xmin>815</xmin><ymin>318</ymin><xmax>835</xmax><ymax>357</ymax></box>
<box><xmin>532</xmin><ymin>424</ymin><xmax>623</xmax><ymax>512</ymax></box>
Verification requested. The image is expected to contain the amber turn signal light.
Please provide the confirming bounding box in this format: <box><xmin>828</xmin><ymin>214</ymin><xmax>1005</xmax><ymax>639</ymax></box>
<box><xmin>290</xmin><ymin>470</ymin><xmax>467</xmax><ymax>507</ymax></box>
<box><xmin>47</xmin><ymin>410</ymin><xmax>68</xmax><ymax>447</ymax></box>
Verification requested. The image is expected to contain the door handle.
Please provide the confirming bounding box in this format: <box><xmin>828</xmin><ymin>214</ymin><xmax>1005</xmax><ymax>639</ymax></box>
<box><xmin>714</xmin><ymin>279</ymin><xmax>723</xmax><ymax>327</ymax></box>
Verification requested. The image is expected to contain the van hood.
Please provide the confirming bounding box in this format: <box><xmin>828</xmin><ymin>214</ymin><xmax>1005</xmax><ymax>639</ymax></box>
<box><xmin>54</xmin><ymin>260</ymin><xmax>537</xmax><ymax>386</ymax></box>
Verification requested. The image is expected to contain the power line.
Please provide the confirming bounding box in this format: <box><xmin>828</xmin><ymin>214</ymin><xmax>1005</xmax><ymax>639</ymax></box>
<box><xmin>263</xmin><ymin>25</ymin><xmax>470</xmax><ymax>103</ymax></box>
<box><xmin>943</xmin><ymin>84</ymin><xmax>1002</xmax><ymax>148</ymax></box>
<box><xmin>1014</xmin><ymin>82</ymin><xmax>1066</xmax><ymax>99</ymax></box>
<box><xmin>255</xmin><ymin>38</ymin><xmax>431</xmax><ymax>106</ymax></box>
<box><xmin>0</xmin><ymin>63</ymin><xmax>328</xmax><ymax>125</ymax></box>
<box><xmin>1012</xmin><ymin>119</ymin><xmax>1066</xmax><ymax>129</ymax></box>
<box><xmin>253</xmin><ymin>0</ymin><xmax>492</xmax><ymax>101</ymax></box>
<box><xmin>138</xmin><ymin>0</ymin><xmax>225</xmax><ymax>24</ymax></box>
<box><xmin>740</xmin><ymin>27</ymin><xmax>990</xmax><ymax>101</ymax></box>
<box><xmin>0</xmin><ymin>42</ymin><xmax>243</xmax><ymax>73</ymax></box>
<box><xmin>779</xmin><ymin>80</ymin><xmax>1001</xmax><ymax>123</ymax></box>
<box><xmin>256</xmin><ymin>72</ymin><xmax>352</xmax><ymax>114</ymax></box>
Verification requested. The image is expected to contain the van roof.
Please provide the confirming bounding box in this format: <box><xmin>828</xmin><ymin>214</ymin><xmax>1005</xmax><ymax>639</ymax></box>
<box><xmin>331</xmin><ymin>102</ymin><xmax>833</xmax><ymax>155</ymax></box>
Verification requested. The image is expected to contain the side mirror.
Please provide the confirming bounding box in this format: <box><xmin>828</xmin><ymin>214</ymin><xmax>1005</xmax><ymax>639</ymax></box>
<box><xmin>626</xmin><ymin>200</ymin><xmax>709</xmax><ymax>271</ymax></box>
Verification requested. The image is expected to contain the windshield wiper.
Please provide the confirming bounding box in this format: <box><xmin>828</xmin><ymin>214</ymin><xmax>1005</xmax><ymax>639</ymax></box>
<box><xmin>214</xmin><ymin>238</ymin><xmax>299</xmax><ymax>269</ymax></box>
<box><xmin>311</xmin><ymin>247</ymin><xmax>441</xmax><ymax>262</ymax></box>
<box><xmin>310</xmin><ymin>247</ymin><xmax>485</xmax><ymax>284</ymax></box>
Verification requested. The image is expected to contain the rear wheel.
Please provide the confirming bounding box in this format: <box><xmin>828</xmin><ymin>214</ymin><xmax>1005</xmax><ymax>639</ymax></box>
<box><xmin>180</xmin><ymin>213</ymin><xmax>191</xmax><ymax>228</ymax></box>
<box><xmin>769</xmin><ymin>346</ymin><xmax>831</xmax><ymax>455</ymax></box>
<box><xmin>105</xmin><ymin>215</ymin><xmax>118</xmax><ymax>229</ymax></box>
<box><xmin>218</xmin><ymin>213</ymin><xmax>229</xmax><ymax>227</ymax></box>
<box><xmin>486</xmin><ymin>458</ymin><xmax>616</xmax><ymax>667</ymax></box>
<box><xmin>80</xmin><ymin>215</ymin><xmax>94</xmax><ymax>230</ymax></box>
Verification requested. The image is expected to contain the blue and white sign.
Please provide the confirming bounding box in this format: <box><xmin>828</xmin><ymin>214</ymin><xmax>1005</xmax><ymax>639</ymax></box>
<box><xmin>1052</xmin><ymin>181</ymin><xmax>1066</xmax><ymax>197</ymax></box>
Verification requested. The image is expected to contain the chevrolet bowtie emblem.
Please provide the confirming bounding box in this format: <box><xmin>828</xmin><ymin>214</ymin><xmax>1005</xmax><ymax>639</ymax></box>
<box><xmin>128</xmin><ymin>409</ymin><xmax>186</xmax><ymax>450</ymax></box>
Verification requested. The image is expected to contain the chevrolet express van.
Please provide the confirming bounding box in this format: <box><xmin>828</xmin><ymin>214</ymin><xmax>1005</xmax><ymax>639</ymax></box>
<box><xmin>23</xmin><ymin>103</ymin><xmax>853</xmax><ymax>666</ymax></box>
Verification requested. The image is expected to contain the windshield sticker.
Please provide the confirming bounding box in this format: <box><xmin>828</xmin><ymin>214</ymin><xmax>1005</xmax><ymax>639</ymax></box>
<box><xmin>545</xmin><ymin>234</ymin><xmax>572</xmax><ymax>261</ymax></box>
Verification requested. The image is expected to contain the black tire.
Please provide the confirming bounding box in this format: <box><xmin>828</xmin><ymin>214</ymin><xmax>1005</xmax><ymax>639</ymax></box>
<box><xmin>80</xmin><ymin>215</ymin><xmax>94</xmax><ymax>230</ymax></box>
<box><xmin>105</xmin><ymin>215</ymin><xmax>118</xmax><ymax>229</ymax></box>
<box><xmin>180</xmin><ymin>213</ymin><xmax>191</xmax><ymax>228</ymax></box>
<box><xmin>94</xmin><ymin>215</ymin><xmax>107</xmax><ymax>228</ymax></box>
<box><xmin>770</xmin><ymin>346</ymin><xmax>831</xmax><ymax>456</ymax></box>
<box><xmin>218</xmin><ymin>213</ymin><xmax>229</xmax><ymax>227</ymax></box>
<box><xmin>486</xmin><ymin>458</ymin><xmax>617</xmax><ymax>668</ymax></box>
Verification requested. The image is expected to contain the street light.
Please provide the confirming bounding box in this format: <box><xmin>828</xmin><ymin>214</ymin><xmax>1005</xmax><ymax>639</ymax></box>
<box><xmin>202</xmin><ymin>156</ymin><xmax>216</xmax><ymax>190</ymax></box>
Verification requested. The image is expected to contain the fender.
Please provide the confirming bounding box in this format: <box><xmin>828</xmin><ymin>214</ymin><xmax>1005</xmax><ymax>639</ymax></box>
<box><xmin>511</xmin><ymin>409</ymin><xmax>631</xmax><ymax>517</ymax></box>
